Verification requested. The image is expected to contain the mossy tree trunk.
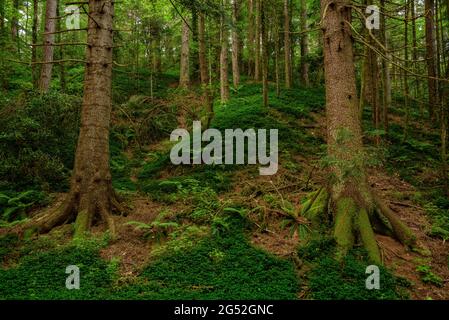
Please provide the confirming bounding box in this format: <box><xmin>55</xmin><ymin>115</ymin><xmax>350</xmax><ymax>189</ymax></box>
<box><xmin>23</xmin><ymin>0</ymin><xmax>118</xmax><ymax>239</ymax></box>
<box><xmin>317</xmin><ymin>0</ymin><xmax>416</xmax><ymax>264</ymax></box>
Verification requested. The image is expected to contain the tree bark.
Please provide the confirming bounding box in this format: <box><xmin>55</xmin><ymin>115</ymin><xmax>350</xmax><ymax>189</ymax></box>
<box><xmin>179</xmin><ymin>19</ymin><xmax>190</xmax><ymax>88</ymax></box>
<box><xmin>198</xmin><ymin>12</ymin><xmax>208</xmax><ymax>86</ymax></box>
<box><xmin>299</xmin><ymin>0</ymin><xmax>309</xmax><ymax>87</ymax></box>
<box><xmin>56</xmin><ymin>0</ymin><xmax>65</xmax><ymax>92</ymax></box>
<box><xmin>254</xmin><ymin>0</ymin><xmax>261</xmax><ymax>81</ymax></box>
<box><xmin>0</xmin><ymin>0</ymin><xmax>5</xmax><ymax>31</ymax></box>
<box><xmin>283</xmin><ymin>0</ymin><xmax>292</xmax><ymax>88</ymax></box>
<box><xmin>39</xmin><ymin>0</ymin><xmax>57</xmax><ymax>92</ymax></box>
<box><xmin>32</xmin><ymin>0</ymin><xmax>39</xmax><ymax>88</ymax></box>
<box><xmin>425</xmin><ymin>0</ymin><xmax>438</xmax><ymax>119</ymax></box>
<box><xmin>231</xmin><ymin>0</ymin><xmax>240</xmax><ymax>89</ymax></box>
<box><xmin>261</xmin><ymin>0</ymin><xmax>268</xmax><ymax>107</ymax></box>
<box><xmin>220</xmin><ymin>0</ymin><xmax>230</xmax><ymax>103</ymax></box>
<box><xmin>380</xmin><ymin>0</ymin><xmax>390</xmax><ymax>134</ymax></box>
<box><xmin>11</xmin><ymin>0</ymin><xmax>19</xmax><ymax>44</ymax></box>
<box><xmin>247</xmin><ymin>0</ymin><xmax>254</xmax><ymax>77</ymax></box>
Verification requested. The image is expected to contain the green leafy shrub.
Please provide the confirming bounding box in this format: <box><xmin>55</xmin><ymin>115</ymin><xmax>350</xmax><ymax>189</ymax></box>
<box><xmin>0</xmin><ymin>190</ymin><xmax>48</xmax><ymax>223</ymax></box>
<box><xmin>0</xmin><ymin>92</ymin><xmax>81</xmax><ymax>191</ymax></box>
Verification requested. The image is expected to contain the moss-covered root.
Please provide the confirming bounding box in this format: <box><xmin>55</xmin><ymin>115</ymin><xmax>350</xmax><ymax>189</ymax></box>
<box><xmin>333</xmin><ymin>197</ymin><xmax>381</xmax><ymax>265</ymax></box>
<box><xmin>357</xmin><ymin>208</ymin><xmax>381</xmax><ymax>265</ymax></box>
<box><xmin>373</xmin><ymin>194</ymin><xmax>416</xmax><ymax>248</ymax></box>
<box><xmin>333</xmin><ymin>197</ymin><xmax>356</xmax><ymax>260</ymax></box>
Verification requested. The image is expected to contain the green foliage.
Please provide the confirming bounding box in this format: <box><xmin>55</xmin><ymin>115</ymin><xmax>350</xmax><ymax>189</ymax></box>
<box><xmin>127</xmin><ymin>210</ymin><xmax>179</xmax><ymax>242</ymax></box>
<box><xmin>298</xmin><ymin>238</ymin><xmax>407</xmax><ymax>300</ymax></box>
<box><xmin>416</xmin><ymin>265</ymin><xmax>443</xmax><ymax>287</ymax></box>
<box><xmin>211</xmin><ymin>84</ymin><xmax>323</xmax><ymax>154</ymax></box>
<box><xmin>116</xmin><ymin>222</ymin><xmax>299</xmax><ymax>299</ymax></box>
<box><xmin>0</xmin><ymin>243</ymin><xmax>115</xmax><ymax>300</ymax></box>
<box><xmin>0</xmin><ymin>92</ymin><xmax>81</xmax><ymax>191</ymax></box>
<box><xmin>0</xmin><ymin>190</ymin><xmax>48</xmax><ymax>223</ymax></box>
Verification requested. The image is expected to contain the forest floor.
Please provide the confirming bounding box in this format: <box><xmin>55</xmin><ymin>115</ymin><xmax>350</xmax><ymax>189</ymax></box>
<box><xmin>0</xmin><ymin>74</ymin><xmax>448</xmax><ymax>300</ymax></box>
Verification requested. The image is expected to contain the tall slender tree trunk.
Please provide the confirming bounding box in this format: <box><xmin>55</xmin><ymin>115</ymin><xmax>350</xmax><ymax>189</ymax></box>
<box><xmin>56</xmin><ymin>0</ymin><xmax>65</xmax><ymax>92</ymax></box>
<box><xmin>275</xmin><ymin>11</ymin><xmax>281</xmax><ymax>97</ymax></box>
<box><xmin>283</xmin><ymin>0</ymin><xmax>292</xmax><ymax>88</ymax></box>
<box><xmin>32</xmin><ymin>0</ymin><xmax>39</xmax><ymax>88</ymax></box>
<box><xmin>261</xmin><ymin>0</ymin><xmax>268</xmax><ymax>107</ymax></box>
<box><xmin>39</xmin><ymin>0</ymin><xmax>57</xmax><ymax>92</ymax></box>
<box><xmin>254</xmin><ymin>0</ymin><xmax>261</xmax><ymax>81</ymax></box>
<box><xmin>151</xmin><ymin>23</ymin><xmax>162</xmax><ymax>74</ymax></box>
<box><xmin>220</xmin><ymin>0</ymin><xmax>230</xmax><ymax>103</ymax></box>
<box><xmin>11</xmin><ymin>0</ymin><xmax>19</xmax><ymax>40</ymax></box>
<box><xmin>380</xmin><ymin>0</ymin><xmax>390</xmax><ymax>134</ymax></box>
<box><xmin>190</xmin><ymin>9</ymin><xmax>199</xmax><ymax>81</ymax></box>
<box><xmin>0</xmin><ymin>0</ymin><xmax>5</xmax><ymax>31</ymax></box>
<box><xmin>403</xmin><ymin>0</ymin><xmax>410</xmax><ymax>141</ymax></box>
<box><xmin>198</xmin><ymin>12</ymin><xmax>208</xmax><ymax>86</ymax></box>
<box><xmin>299</xmin><ymin>0</ymin><xmax>309</xmax><ymax>87</ymax></box>
<box><xmin>231</xmin><ymin>0</ymin><xmax>240</xmax><ymax>89</ymax></box>
<box><xmin>179</xmin><ymin>20</ymin><xmax>190</xmax><ymax>88</ymax></box>
<box><xmin>24</xmin><ymin>0</ymin><xmax>118</xmax><ymax>238</ymax></box>
<box><xmin>247</xmin><ymin>0</ymin><xmax>254</xmax><ymax>78</ymax></box>
<box><xmin>425</xmin><ymin>0</ymin><xmax>438</xmax><ymax>119</ymax></box>
<box><xmin>411</xmin><ymin>0</ymin><xmax>421</xmax><ymax>116</ymax></box>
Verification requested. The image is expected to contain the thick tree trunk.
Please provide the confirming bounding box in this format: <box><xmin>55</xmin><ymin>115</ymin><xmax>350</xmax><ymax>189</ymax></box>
<box><xmin>231</xmin><ymin>0</ymin><xmax>240</xmax><ymax>89</ymax></box>
<box><xmin>179</xmin><ymin>20</ymin><xmax>190</xmax><ymax>88</ymax></box>
<box><xmin>299</xmin><ymin>0</ymin><xmax>309</xmax><ymax>87</ymax></box>
<box><xmin>425</xmin><ymin>0</ymin><xmax>438</xmax><ymax>119</ymax></box>
<box><xmin>39</xmin><ymin>0</ymin><xmax>57</xmax><ymax>92</ymax></box>
<box><xmin>283</xmin><ymin>0</ymin><xmax>292</xmax><ymax>88</ymax></box>
<box><xmin>220</xmin><ymin>0</ymin><xmax>230</xmax><ymax>103</ymax></box>
<box><xmin>23</xmin><ymin>0</ymin><xmax>117</xmax><ymax>239</ymax></box>
<box><xmin>319</xmin><ymin>0</ymin><xmax>415</xmax><ymax>263</ymax></box>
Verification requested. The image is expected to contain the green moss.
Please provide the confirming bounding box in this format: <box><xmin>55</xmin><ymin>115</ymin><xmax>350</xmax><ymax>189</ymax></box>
<box><xmin>334</xmin><ymin>197</ymin><xmax>356</xmax><ymax>259</ymax></box>
<box><xmin>115</xmin><ymin>222</ymin><xmax>299</xmax><ymax>299</ymax></box>
<box><xmin>357</xmin><ymin>208</ymin><xmax>381</xmax><ymax>264</ymax></box>
<box><xmin>298</xmin><ymin>239</ymin><xmax>407</xmax><ymax>300</ymax></box>
<box><xmin>0</xmin><ymin>243</ymin><xmax>114</xmax><ymax>300</ymax></box>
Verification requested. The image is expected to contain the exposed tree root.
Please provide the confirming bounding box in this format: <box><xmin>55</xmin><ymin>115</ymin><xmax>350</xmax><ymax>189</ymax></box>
<box><xmin>301</xmin><ymin>186</ymin><xmax>417</xmax><ymax>265</ymax></box>
<box><xmin>8</xmin><ymin>186</ymin><xmax>125</xmax><ymax>240</ymax></box>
